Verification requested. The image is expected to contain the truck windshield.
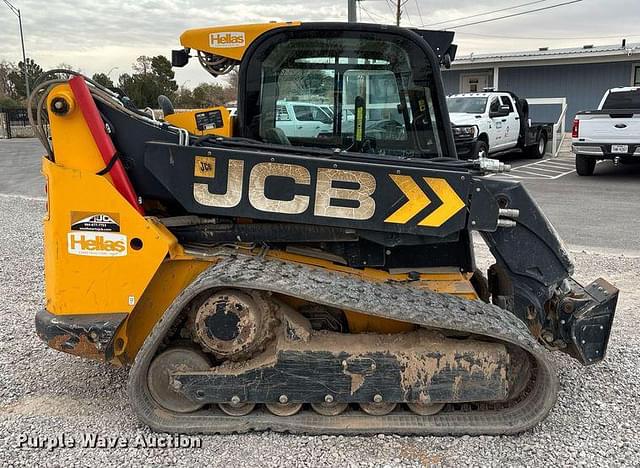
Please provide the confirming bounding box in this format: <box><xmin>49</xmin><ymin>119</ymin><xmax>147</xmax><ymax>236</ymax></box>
<box><xmin>447</xmin><ymin>97</ymin><xmax>487</xmax><ymax>114</ymax></box>
<box><xmin>253</xmin><ymin>34</ymin><xmax>449</xmax><ymax>158</ymax></box>
<box><xmin>602</xmin><ymin>89</ymin><xmax>640</xmax><ymax>110</ymax></box>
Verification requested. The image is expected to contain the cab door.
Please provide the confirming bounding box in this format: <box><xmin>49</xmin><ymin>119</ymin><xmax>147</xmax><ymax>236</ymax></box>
<box><xmin>500</xmin><ymin>95</ymin><xmax>520</xmax><ymax>148</ymax></box>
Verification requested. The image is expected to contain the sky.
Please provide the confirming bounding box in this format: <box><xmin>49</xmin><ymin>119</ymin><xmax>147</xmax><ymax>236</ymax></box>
<box><xmin>1</xmin><ymin>0</ymin><xmax>639</xmax><ymax>87</ymax></box>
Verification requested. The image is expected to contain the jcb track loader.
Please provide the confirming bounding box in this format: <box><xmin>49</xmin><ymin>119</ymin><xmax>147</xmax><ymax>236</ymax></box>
<box><xmin>32</xmin><ymin>22</ymin><xmax>618</xmax><ymax>435</ymax></box>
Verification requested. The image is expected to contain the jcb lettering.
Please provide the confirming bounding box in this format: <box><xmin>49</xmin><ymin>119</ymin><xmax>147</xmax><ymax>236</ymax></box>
<box><xmin>248</xmin><ymin>162</ymin><xmax>311</xmax><ymax>214</ymax></box>
<box><xmin>314</xmin><ymin>168</ymin><xmax>376</xmax><ymax>220</ymax></box>
<box><xmin>193</xmin><ymin>159</ymin><xmax>376</xmax><ymax>221</ymax></box>
<box><xmin>194</xmin><ymin>159</ymin><xmax>245</xmax><ymax>208</ymax></box>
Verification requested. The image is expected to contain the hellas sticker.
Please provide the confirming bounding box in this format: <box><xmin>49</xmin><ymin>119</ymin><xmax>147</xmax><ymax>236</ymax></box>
<box><xmin>67</xmin><ymin>232</ymin><xmax>128</xmax><ymax>257</ymax></box>
<box><xmin>209</xmin><ymin>32</ymin><xmax>245</xmax><ymax>48</ymax></box>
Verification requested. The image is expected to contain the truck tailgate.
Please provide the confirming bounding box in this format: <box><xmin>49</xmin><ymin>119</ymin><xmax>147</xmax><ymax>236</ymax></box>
<box><xmin>577</xmin><ymin>111</ymin><xmax>640</xmax><ymax>144</ymax></box>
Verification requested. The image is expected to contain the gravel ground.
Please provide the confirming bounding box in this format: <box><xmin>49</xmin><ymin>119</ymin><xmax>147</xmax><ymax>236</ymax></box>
<box><xmin>0</xmin><ymin>193</ymin><xmax>638</xmax><ymax>467</ymax></box>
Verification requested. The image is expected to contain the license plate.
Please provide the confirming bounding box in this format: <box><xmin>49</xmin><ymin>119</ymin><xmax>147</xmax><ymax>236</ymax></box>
<box><xmin>611</xmin><ymin>144</ymin><xmax>628</xmax><ymax>154</ymax></box>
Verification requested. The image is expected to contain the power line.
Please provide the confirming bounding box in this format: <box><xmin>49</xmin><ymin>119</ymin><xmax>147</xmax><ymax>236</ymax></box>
<box><xmin>359</xmin><ymin>2</ymin><xmax>389</xmax><ymax>22</ymax></box>
<box><xmin>424</xmin><ymin>0</ymin><xmax>550</xmax><ymax>27</ymax></box>
<box><xmin>457</xmin><ymin>31</ymin><xmax>640</xmax><ymax>41</ymax></box>
<box><xmin>414</xmin><ymin>0</ymin><xmax>424</xmax><ymax>25</ymax></box>
<box><xmin>446</xmin><ymin>0</ymin><xmax>583</xmax><ymax>29</ymax></box>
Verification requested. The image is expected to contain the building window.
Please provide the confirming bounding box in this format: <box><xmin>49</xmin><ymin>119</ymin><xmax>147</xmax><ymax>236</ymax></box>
<box><xmin>634</xmin><ymin>65</ymin><xmax>640</xmax><ymax>86</ymax></box>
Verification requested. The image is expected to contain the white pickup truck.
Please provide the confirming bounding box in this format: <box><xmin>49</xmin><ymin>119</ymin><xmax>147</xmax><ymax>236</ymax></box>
<box><xmin>572</xmin><ymin>87</ymin><xmax>640</xmax><ymax>176</ymax></box>
<box><xmin>448</xmin><ymin>91</ymin><xmax>549</xmax><ymax>160</ymax></box>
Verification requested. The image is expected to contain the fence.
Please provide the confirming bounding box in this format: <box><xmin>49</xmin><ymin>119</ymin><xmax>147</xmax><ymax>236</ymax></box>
<box><xmin>0</xmin><ymin>108</ymin><xmax>35</xmax><ymax>139</ymax></box>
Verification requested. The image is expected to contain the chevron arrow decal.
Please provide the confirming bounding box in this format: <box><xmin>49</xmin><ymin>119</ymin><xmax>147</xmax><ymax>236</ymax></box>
<box><xmin>384</xmin><ymin>175</ymin><xmax>431</xmax><ymax>224</ymax></box>
<box><xmin>385</xmin><ymin>175</ymin><xmax>465</xmax><ymax>228</ymax></box>
<box><xmin>418</xmin><ymin>177</ymin><xmax>466</xmax><ymax>227</ymax></box>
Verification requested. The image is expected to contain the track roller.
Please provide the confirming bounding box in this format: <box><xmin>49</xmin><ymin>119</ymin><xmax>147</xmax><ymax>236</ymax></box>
<box><xmin>360</xmin><ymin>402</ymin><xmax>397</xmax><ymax>416</ymax></box>
<box><xmin>407</xmin><ymin>402</ymin><xmax>445</xmax><ymax>416</ymax></box>
<box><xmin>219</xmin><ymin>402</ymin><xmax>256</xmax><ymax>416</ymax></box>
<box><xmin>310</xmin><ymin>401</ymin><xmax>348</xmax><ymax>416</ymax></box>
<box><xmin>265</xmin><ymin>402</ymin><xmax>303</xmax><ymax>417</ymax></box>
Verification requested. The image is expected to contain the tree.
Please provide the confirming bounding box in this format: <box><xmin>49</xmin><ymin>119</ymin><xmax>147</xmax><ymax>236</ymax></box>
<box><xmin>150</xmin><ymin>56</ymin><xmax>178</xmax><ymax>99</ymax></box>
<box><xmin>92</xmin><ymin>73</ymin><xmax>114</xmax><ymax>88</ymax></box>
<box><xmin>222</xmin><ymin>69</ymin><xmax>238</xmax><ymax>105</ymax></box>
<box><xmin>0</xmin><ymin>61</ymin><xmax>17</xmax><ymax>99</ymax></box>
<box><xmin>118</xmin><ymin>55</ymin><xmax>178</xmax><ymax>108</ymax></box>
<box><xmin>278</xmin><ymin>69</ymin><xmax>333</xmax><ymax>101</ymax></box>
<box><xmin>7</xmin><ymin>58</ymin><xmax>42</xmax><ymax>100</ymax></box>
<box><xmin>0</xmin><ymin>95</ymin><xmax>20</xmax><ymax>110</ymax></box>
<box><xmin>191</xmin><ymin>83</ymin><xmax>226</xmax><ymax>108</ymax></box>
<box><xmin>174</xmin><ymin>86</ymin><xmax>196</xmax><ymax>109</ymax></box>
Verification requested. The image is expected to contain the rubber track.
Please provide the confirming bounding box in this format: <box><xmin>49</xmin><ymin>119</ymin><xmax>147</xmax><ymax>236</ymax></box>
<box><xmin>128</xmin><ymin>252</ymin><xmax>559</xmax><ymax>435</ymax></box>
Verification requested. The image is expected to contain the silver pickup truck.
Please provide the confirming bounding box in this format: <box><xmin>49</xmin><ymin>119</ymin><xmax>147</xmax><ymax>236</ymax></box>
<box><xmin>572</xmin><ymin>87</ymin><xmax>640</xmax><ymax>176</ymax></box>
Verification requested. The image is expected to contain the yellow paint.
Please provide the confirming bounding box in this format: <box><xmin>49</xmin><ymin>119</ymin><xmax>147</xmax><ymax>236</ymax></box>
<box><xmin>180</xmin><ymin>22</ymin><xmax>301</xmax><ymax>62</ymax></box>
<box><xmin>386</xmin><ymin>175</ymin><xmax>466</xmax><ymax>228</ymax></box>
<box><xmin>43</xmin><ymin>159</ymin><xmax>177</xmax><ymax>315</ymax></box>
<box><xmin>47</xmin><ymin>84</ymin><xmax>113</xmax><ymax>175</ymax></box>
<box><xmin>165</xmin><ymin>107</ymin><xmax>232</xmax><ymax>137</ymax></box>
<box><xmin>419</xmin><ymin>178</ymin><xmax>466</xmax><ymax>227</ymax></box>
<box><xmin>344</xmin><ymin>310</ymin><xmax>416</xmax><ymax>333</ymax></box>
<box><xmin>116</xmin><ymin>259</ymin><xmax>211</xmax><ymax>362</ymax></box>
<box><xmin>385</xmin><ymin>174</ymin><xmax>431</xmax><ymax>224</ymax></box>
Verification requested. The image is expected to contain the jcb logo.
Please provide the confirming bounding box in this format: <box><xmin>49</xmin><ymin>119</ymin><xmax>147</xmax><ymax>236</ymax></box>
<box><xmin>67</xmin><ymin>232</ymin><xmax>127</xmax><ymax>257</ymax></box>
<box><xmin>194</xmin><ymin>160</ymin><xmax>376</xmax><ymax>220</ymax></box>
<box><xmin>193</xmin><ymin>158</ymin><xmax>465</xmax><ymax>228</ymax></box>
<box><xmin>210</xmin><ymin>32</ymin><xmax>245</xmax><ymax>48</ymax></box>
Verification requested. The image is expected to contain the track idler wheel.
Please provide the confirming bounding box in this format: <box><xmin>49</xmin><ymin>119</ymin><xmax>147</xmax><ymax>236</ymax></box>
<box><xmin>147</xmin><ymin>347</ymin><xmax>210</xmax><ymax>413</ymax></box>
<box><xmin>407</xmin><ymin>402</ymin><xmax>445</xmax><ymax>416</ymax></box>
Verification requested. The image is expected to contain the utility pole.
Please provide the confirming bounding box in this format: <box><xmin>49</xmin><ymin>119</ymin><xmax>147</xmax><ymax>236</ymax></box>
<box><xmin>347</xmin><ymin>0</ymin><xmax>357</xmax><ymax>22</ymax></box>
<box><xmin>395</xmin><ymin>0</ymin><xmax>402</xmax><ymax>26</ymax></box>
<box><xmin>2</xmin><ymin>0</ymin><xmax>29</xmax><ymax>98</ymax></box>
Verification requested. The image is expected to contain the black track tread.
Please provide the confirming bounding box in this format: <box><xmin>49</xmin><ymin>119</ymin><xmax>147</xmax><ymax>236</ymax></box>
<box><xmin>128</xmin><ymin>252</ymin><xmax>558</xmax><ymax>435</ymax></box>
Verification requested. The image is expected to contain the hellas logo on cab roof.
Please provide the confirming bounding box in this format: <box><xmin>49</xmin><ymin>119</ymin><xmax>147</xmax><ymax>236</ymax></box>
<box><xmin>67</xmin><ymin>232</ymin><xmax>127</xmax><ymax>257</ymax></box>
<box><xmin>210</xmin><ymin>31</ymin><xmax>245</xmax><ymax>48</ymax></box>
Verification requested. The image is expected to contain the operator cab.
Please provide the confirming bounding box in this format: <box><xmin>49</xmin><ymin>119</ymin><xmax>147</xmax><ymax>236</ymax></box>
<box><xmin>172</xmin><ymin>23</ymin><xmax>458</xmax><ymax>160</ymax></box>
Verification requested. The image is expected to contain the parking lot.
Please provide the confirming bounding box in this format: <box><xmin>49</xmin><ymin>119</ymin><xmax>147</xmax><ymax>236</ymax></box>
<box><xmin>0</xmin><ymin>138</ymin><xmax>638</xmax><ymax>466</ymax></box>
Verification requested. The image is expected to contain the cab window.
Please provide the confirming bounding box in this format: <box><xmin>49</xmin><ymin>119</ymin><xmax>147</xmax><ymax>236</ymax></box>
<box><xmin>276</xmin><ymin>105</ymin><xmax>291</xmax><ymax>121</ymax></box>
<box><xmin>489</xmin><ymin>98</ymin><xmax>500</xmax><ymax>113</ymax></box>
<box><xmin>499</xmin><ymin>96</ymin><xmax>514</xmax><ymax>112</ymax></box>
<box><xmin>253</xmin><ymin>34</ymin><xmax>448</xmax><ymax>158</ymax></box>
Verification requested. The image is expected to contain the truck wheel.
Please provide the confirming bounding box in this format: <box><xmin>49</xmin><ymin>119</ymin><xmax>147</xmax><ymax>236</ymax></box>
<box><xmin>575</xmin><ymin>154</ymin><xmax>596</xmax><ymax>176</ymax></box>
<box><xmin>527</xmin><ymin>133</ymin><xmax>547</xmax><ymax>159</ymax></box>
<box><xmin>474</xmin><ymin>141</ymin><xmax>489</xmax><ymax>159</ymax></box>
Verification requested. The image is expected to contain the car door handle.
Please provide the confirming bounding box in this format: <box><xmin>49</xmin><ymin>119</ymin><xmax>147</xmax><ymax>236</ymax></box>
<box><xmin>515</xmin><ymin>117</ymin><xmax>520</xmax><ymax>120</ymax></box>
<box><xmin>501</xmin><ymin>119</ymin><xmax>507</xmax><ymax>122</ymax></box>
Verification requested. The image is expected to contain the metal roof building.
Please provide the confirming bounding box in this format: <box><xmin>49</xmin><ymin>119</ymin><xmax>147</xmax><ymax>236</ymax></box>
<box><xmin>442</xmin><ymin>42</ymin><xmax>640</xmax><ymax>127</ymax></box>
